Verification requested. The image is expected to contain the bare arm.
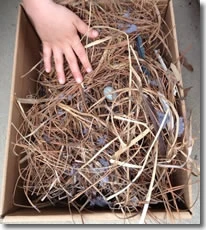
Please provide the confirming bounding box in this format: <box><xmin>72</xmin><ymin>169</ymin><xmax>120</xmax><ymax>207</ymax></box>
<box><xmin>22</xmin><ymin>0</ymin><xmax>98</xmax><ymax>84</ymax></box>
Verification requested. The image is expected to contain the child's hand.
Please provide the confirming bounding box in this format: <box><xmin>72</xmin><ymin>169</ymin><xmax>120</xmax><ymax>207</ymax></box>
<box><xmin>22</xmin><ymin>0</ymin><xmax>98</xmax><ymax>84</ymax></box>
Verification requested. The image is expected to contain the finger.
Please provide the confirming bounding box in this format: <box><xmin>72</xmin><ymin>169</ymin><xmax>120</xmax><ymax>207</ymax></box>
<box><xmin>64</xmin><ymin>46</ymin><xmax>83</xmax><ymax>83</ymax></box>
<box><xmin>74</xmin><ymin>16</ymin><xmax>99</xmax><ymax>39</ymax></box>
<box><xmin>72</xmin><ymin>38</ymin><xmax>92</xmax><ymax>73</ymax></box>
<box><xmin>53</xmin><ymin>48</ymin><xmax>65</xmax><ymax>84</ymax></box>
<box><xmin>43</xmin><ymin>44</ymin><xmax>52</xmax><ymax>73</ymax></box>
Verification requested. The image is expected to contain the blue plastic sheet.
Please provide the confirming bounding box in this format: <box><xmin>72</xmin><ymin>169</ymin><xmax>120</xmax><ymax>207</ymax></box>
<box><xmin>97</xmin><ymin>135</ymin><xmax>107</xmax><ymax>146</ymax></box>
<box><xmin>125</xmin><ymin>24</ymin><xmax>138</xmax><ymax>34</ymax></box>
<box><xmin>90</xmin><ymin>196</ymin><xmax>109</xmax><ymax>207</ymax></box>
<box><xmin>178</xmin><ymin>117</ymin><xmax>185</xmax><ymax>137</ymax></box>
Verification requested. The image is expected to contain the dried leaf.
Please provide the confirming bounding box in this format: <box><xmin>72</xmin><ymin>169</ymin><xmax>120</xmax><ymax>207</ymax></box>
<box><xmin>183</xmin><ymin>86</ymin><xmax>193</xmax><ymax>98</ymax></box>
<box><xmin>179</xmin><ymin>52</ymin><xmax>194</xmax><ymax>72</ymax></box>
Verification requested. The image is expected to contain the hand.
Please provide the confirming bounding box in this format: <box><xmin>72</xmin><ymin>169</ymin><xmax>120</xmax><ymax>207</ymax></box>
<box><xmin>22</xmin><ymin>0</ymin><xmax>98</xmax><ymax>84</ymax></box>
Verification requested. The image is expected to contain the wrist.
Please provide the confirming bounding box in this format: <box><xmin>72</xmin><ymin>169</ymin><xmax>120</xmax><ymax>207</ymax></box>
<box><xmin>22</xmin><ymin>0</ymin><xmax>53</xmax><ymax>15</ymax></box>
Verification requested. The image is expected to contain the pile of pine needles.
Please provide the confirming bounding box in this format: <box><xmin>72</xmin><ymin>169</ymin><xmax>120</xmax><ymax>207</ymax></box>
<box><xmin>13</xmin><ymin>0</ymin><xmax>194</xmax><ymax>223</ymax></box>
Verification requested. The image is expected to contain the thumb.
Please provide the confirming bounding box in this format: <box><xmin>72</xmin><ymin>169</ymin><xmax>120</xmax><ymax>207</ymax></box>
<box><xmin>74</xmin><ymin>16</ymin><xmax>99</xmax><ymax>39</ymax></box>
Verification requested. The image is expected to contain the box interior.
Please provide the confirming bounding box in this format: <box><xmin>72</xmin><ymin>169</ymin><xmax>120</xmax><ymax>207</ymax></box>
<box><xmin>0</xmin><ymin>0</ymin><xmax>192</xmax><ymax>223</ymax></box>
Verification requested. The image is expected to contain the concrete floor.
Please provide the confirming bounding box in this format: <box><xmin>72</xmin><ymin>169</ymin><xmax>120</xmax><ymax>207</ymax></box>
<box><xmin>0</xmin><ymin>0</ymin><xmax>200</xmax><ymax>224</ymax></box>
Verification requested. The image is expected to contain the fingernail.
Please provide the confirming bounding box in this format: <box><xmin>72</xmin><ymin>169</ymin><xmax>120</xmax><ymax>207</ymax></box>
<box><xmin>76</xmin><ymin>77</ymin><xmax>83</xmax><ymax>84</ymax></box>
<box><xmin>86</xmin><ymin>67</ymin><xmax>92</xmax><ymax>73</ymax></box>
<box><xmin>92</xmin><ymin>30</ymin><xmax>99</xmax><ymax>37</ymax></box>
<box><xmin>46</xmin><ymin>67</ymin><xmax>50</xmax><ymax>73</ymax></box>
<box><xmin>59</xmin><ymin>78</ymin><xmax>65</xmax><ymax>84</ymax></box>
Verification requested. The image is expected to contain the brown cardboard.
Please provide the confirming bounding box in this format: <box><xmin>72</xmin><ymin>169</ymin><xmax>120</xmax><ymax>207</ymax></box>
<box><xmin>0</xmin><ymin>5</ymin><xmax>41</xmax><ymax>217</ymax></box>
<box><xmin>0</xmin><ymin>1</ymin><xmax>192</xmax><ymax>224</ymax></box>
<box><xmin>2</xmin><ymin>209</ymin><xmax>192</xmax><ymax>224</ymax></box>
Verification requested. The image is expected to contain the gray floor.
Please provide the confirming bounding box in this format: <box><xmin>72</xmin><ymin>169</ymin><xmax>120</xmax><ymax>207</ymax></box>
<box><xmin>0</xmin><ymin>0</ymin><xmax>200</xmax><ymax>224</ymax></box>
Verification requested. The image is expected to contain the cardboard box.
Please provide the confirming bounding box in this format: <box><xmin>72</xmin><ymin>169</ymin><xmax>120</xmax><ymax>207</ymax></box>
<box><xmin>0</xmin><ymin>0</ymin><xmax>192</xmax><ymax>224</ymax></box>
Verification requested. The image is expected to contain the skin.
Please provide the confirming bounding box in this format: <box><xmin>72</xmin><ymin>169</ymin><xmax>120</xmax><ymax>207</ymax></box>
<box><xmin>22</xmin><ymin>0</ymin><xmax>99</xmax><ymax>84</ymax></box>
